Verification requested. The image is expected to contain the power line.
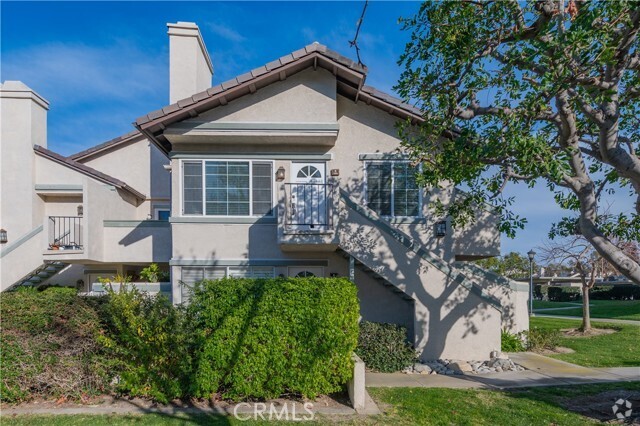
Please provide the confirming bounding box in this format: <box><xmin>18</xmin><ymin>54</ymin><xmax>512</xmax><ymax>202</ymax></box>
<box><xmin>349</xmin><ymin>0</ymin><xmax>369</xmax><ymax>67</ymax></box>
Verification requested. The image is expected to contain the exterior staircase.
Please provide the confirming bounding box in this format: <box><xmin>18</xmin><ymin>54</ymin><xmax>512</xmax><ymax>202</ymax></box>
<box><xmin>10</xmin><ymin>262</ymin><xmax>68</xmax><ymax>289</ymax></box>
<box><xmin>336</xmin><ymin>190</ymin><xmax>528</xmax><ymax>361</ymax></box>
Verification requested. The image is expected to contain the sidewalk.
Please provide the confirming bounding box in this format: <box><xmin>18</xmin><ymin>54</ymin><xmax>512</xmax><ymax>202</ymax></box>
<box><xmin>366</xmin><ymin>352</ymin><xmax>640</xmax><ymax>390</ymax></box>
<box><xmin>531</xmin><ymin>314</ymin><xmax>640</xmax><ymax>325</ymax></box>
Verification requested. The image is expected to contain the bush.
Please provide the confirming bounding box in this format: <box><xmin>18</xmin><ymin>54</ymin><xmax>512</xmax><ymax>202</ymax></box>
<box><xmin>188</xmin><ymin>277</ymin><xmax>359</xmax><ymax>400</ymax></box>
<box><xmin>591</xmin><ymin>285</ymin><xmax>640</xmax><ymax>300</ymax></box>
<box><xmin>548</xmin><ymin>286</ymin><xmax>581</xmax><ymax>302</ymax></box>
<box><xmin>501</xmin><ymin>329</ymin><xmax>526</xmax><ymax>352</ymax></box>
<box><xmin>98</xmin><ymin>285</ymin><xmax>191</xmax><ymax>403</ymax></box>
<box><xmin>526</xmin><ymin>327</ymin><xmax>560</xmax><ymax>351</ymax></box>
<box><xmin>139</xmin><ymin>263</ymin><xmax>170</xmax><ymax>282</ymax></box>
<box><xmin>356</xmin><ymin>321</ymin><xmax>416</xmax><ymax>372</ymax></box>
<box><xmin>0</xmin><ymin>288</ymin><xmax>109</xmax><ymax>403</ymax></box>
<box><xmin>534</xmin><ymin>284</ymin><xmax>548</xmax><ymax>300</ymax></box>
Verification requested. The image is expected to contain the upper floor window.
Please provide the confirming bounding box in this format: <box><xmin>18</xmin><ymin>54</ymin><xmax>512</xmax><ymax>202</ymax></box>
<box><xmin>182</xmin><ymin>160</ymin><xmax>273</xmax><ymax>216</ymax></box>
<box><xmin>365</xmin><ymin>162</ymin><xmax>420</xmax><ymax>217</ymax></box>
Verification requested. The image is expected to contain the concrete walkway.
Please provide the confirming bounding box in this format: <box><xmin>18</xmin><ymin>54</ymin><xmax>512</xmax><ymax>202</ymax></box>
<box><xmin>532</xmin><ymin>314</ymin><xmax>640</xmax><ymax>325</ymax></box>
<box><xmin>366</xmin><ymin>352</ymin><xmax>639</xmax><ymax>390</ymax></box>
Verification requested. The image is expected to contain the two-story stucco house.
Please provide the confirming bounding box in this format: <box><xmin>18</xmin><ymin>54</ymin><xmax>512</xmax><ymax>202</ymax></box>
<box><xmin>0</xmin><ymin>22</ymin><xmax>528</xmax><ymax>361</ymax></box>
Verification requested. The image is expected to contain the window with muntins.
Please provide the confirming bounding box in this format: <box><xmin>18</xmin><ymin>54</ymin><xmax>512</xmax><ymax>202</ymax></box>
<box><xmin>366</xmin><ymin>162</ymin><xmax>420</xmax><ymax>217</ymax></box>
<box><xmin>182</xmin><ymin>160</ymin><xmax>273</xmax><ymax>216</ymax></box>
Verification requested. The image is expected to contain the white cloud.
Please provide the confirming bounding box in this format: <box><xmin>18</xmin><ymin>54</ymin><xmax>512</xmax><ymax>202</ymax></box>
<box><xmin>2</xmin><ymin>41</ymin><xmax>168</xmax><ymax>155</ymax></box>
<box><xmin>2</xmin><ymin>41</ymin><xmax>166</xmax><ymax>107</ymax></box>
<box><xmin>207</xmin><ymin>22</ymin><xmax>246</xmax><ymax>43</ymax></box>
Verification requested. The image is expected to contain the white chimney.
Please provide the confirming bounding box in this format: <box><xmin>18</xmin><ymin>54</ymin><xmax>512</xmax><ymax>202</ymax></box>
<box><xmin>167</xmin><ymin>22</ymin><xmax>213</xmax><ymax>104</ymax></box>
<box><xmin>0</xmin><ymin>81</ymin><xmax>49</xmax><ymax>245</ymax></box>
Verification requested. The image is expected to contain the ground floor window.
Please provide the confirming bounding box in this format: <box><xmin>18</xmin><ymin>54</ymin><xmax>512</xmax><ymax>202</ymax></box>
<box><xmin>180</xmin><ymin>266</ymin><xmax>276</xmax><ymax>301</ymax></box>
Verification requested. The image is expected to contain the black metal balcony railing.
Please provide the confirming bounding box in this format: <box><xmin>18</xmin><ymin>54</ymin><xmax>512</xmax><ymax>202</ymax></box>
<box><xmin>48</xmin><ymin>216</ymin><xmax>83</xmax><ymax>250</ymax></box>
<box><xmin>284</xmin><ymin>183</ymin><xmax>334</xmax><ymax>228</ymax></box>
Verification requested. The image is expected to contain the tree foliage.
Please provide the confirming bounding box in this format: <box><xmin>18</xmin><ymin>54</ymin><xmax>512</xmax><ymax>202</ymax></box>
<box><xmin>475</xmin><ymin>251</ymin><xmax>532</xmax><ymax>279</ymax></box>
<box><xmin>397</xmin><ymin>0</ymin><xmax>640</xmax><ymax>283</ymax></box>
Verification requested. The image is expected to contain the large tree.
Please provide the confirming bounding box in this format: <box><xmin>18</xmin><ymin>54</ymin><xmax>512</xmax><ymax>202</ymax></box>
<box><xmin>396</xmin><ymin>0</ymin><xmax>640</xmax><ymax>284</ymax></box>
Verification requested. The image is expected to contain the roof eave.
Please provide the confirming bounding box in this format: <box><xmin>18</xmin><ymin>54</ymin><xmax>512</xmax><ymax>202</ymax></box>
<box><xmin>33</xmin><ymin>145</ymin><xmax>146</xmax><ymax>201</ymax></box>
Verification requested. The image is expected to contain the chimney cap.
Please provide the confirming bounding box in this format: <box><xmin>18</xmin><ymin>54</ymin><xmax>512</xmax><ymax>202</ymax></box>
<box><xmin>0</xmin><ymin>80</ymin><xmax>50</xmax><ymax>109</ymax></box>
<box><xmin>166</xmin><ymin>21</ymin><xmax>213</xmax><ymax>75</ymax></box>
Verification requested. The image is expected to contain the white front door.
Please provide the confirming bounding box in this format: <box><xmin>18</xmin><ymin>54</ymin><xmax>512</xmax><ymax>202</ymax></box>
<box><xmin>289</xmin><ymin>163</ymin><xmax>327</xmax><ymax>229</ymax></box>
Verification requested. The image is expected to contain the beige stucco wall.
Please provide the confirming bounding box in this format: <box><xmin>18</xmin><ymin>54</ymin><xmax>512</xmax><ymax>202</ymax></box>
<box><xmin>103</xmin><ymin>224</ymin><xmax>171</xmax><ymax>263</ymax></box>
<box><xmin>193</xmin><ymin>68</ymin><xmax>336</xmax><ymax>123</ymax></box>
<box><xmin>82</xmin><ymin>137</ymin><xmax>171</xmax><ymax>220</ymax></box>
<box><xmin>170</xmin><ymin>88</ymin><xmax>499</xmax><ymax>263</ymax></box>
<box><xmin>164</xmin><ymin>69</ymin><xmax>509</xmax><ymax>359</ymax></box>
<box><xmin>0</xmin><ymin>82</ymin><xmax>48</xmax><ymax>241</ymax></box>
<box><xmin>168</xmin><ymin>22</ymin><xmax>213</xmax><ymax>104</ymax></box>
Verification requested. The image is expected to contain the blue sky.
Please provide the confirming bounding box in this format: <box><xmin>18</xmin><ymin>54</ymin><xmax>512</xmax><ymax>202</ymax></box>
<box><xmin>1</xmin><ymin>1</ymin><xmax>634</xmax><ymax>257</ymax></box>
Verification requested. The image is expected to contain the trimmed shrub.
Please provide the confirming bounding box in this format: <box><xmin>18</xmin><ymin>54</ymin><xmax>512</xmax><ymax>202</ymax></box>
<box><xmin>501</xmin><ymin>329</ymin><xmax>526</xmax><ymax>352</ymax></box>
<box><xmin>188</xmin><ymin>277</ymin><xmax>359</xmax><ymax>400</ymax></box>
<box><xmin>98</xmin><ymin>285</ymin><xmax>192</xmax><ymax>403</ymax></box>
<box><xmin>534</xmin><ymin>284</ymin><xmax>548</xmax><ymax>300</ymax></box>
<box><xmin>0</xmin><ymin>288</ymin><xmax>109</xmax><ymax>402</ymax></box>
<box><xmin>591</xmin><ymin>285</ymin><xmax>640</xmax><ymax>300</ymax></box>
<box><xmin>356</xmin><ymin>321</ymin><xmax>416</xmax><ymax>372</ymax></box>
<box><xmin>526</xmin><ymin>327</ymin><xmax>560</xmax><ymax>351</ymax></box>
<box><xmin>548</xmin><ymin>286</ymin><xmax>581</xmax><ymax>302</ymax></box>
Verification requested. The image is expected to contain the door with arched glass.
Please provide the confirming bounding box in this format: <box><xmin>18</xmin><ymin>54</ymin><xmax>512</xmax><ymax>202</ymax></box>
<box><xmin>289</xmin><ymin>163</ymin><xmax>327</xmax><ymax>230</ymax></box>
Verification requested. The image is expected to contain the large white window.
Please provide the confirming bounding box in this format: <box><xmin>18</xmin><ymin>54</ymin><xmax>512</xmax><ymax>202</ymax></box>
<box><xmin>182</xmin><ymin>160</ymin><xmax>273</xmax><ymax>216</ymax></box>
<box><xmin>365</xmin><ymin>162</ymin><xmax>421</xmax><ymax>217</ymax></box>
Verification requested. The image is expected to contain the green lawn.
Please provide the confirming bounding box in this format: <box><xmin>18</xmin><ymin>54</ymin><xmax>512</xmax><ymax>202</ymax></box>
<box><xmin>533</xmin><ymin>300</ymin><xmax>640</xmax><ymax>321</ymax></box>
<box><xmin>530</xmin><ymin>317</ymin><xmax>640</xmax><ymax>367</ymax></box>
<box><xmin>532</xmin><ymin>301</ymin><xmax>581</xmax><ymax>309</ymax></box>
<box><xmin>369</xmin><ymin>382</ymin><xmax>640</xmax><ymax>425</ymax></box>
<box><xmin>5</xmin><ymin>383</ymin><xmax>639</xmax><ymax>425</ymax></box>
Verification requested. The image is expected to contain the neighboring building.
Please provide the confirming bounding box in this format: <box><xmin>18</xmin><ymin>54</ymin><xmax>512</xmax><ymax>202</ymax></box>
<box><xmin>0</xmin><ymin>22</ymin><xmax>528</xmax><ymax>361</ymax></box>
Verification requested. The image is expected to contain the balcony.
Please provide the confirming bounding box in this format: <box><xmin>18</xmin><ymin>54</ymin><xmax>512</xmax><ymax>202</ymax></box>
<box><xmin>47</xmin><ymin>216</ymin><xmax>83</xmax><ymax>251</ymax></box>
<box><xmin>278</xmin><ymin>182</ymin><xmax>339</xmax><ymax>251</ymax></box>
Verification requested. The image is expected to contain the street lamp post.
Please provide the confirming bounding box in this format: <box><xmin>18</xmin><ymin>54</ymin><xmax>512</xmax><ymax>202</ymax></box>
<box><xmin>527</xmin><ymin>249</ymin><xmax>536</xmax><ymax>316</ymax></box>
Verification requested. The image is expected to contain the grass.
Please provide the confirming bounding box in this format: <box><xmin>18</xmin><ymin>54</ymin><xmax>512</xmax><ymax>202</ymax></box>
<box><xmin>533</xmin><ymin>300</ymin><xmax>640</xmax><ymax>321</ymax></box>
<box><xmin>369</xmin><ymin>382</ymin><xmax>640</xmax><ymax>425</ymax></box>
<box><xmin>5</xmin><ymin>383</ymin><xmax>639</xmax><ymax>425</ymax></box>
<box><xmin>532</xmin><ymin>300</ymin><xmax>580</xmax><ymax>309</ymax></box>
<box><xmin>530</xmin><ymin>317</ymin><xmax>640</xmax><ymax>367</ymax></box>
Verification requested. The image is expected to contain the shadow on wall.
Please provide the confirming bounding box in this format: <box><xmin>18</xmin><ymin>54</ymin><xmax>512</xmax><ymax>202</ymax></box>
<box><xmin>339</xmin><ymin>173</ymin><xmax>510</xmax><ymax>360</ymax></box>
<box><xmin>118</xmin><ymin>223</ymin><xmax>172</xmax><ymax>262</ymax></box>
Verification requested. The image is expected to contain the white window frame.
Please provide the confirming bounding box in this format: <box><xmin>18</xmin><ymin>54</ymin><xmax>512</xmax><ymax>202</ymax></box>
<box><xmin>180</xmin><ymin>266</ymin><xmax>276</xmax><ymax>283</ymax></box>
<box><xmin>363</xmin><ymin>160</ymin><xmax>423</xmax><ymax>219</ymax></box>
<box><xmin>180</xmin><ymin>159</ymin><xmax>276</xmax><ymax>217</ymax></box>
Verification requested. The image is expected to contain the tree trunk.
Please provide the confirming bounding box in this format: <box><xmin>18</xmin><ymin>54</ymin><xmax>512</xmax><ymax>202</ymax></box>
<box><xmin>581</xmin><ymin>284</ymin><xmax>591</xmax><ymax>332</ymax></box>
<box><xmin>576</xmin><ymin>185</ymin><xmax>640</xmax><ymax>284</ymax></box>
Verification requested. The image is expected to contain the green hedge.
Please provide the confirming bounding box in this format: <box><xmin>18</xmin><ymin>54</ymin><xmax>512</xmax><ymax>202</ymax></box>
<box><xmin>545</xmin><ymin>285</ymin><xmax>640</xmax><ymax>302</ymax></box>
<box><xmin>188</xmin><ymin>277</ymin><xmax>359</xmax><ymax>400</ymax></box>
<box><xmin>548</xmin><ymin>286</ymin><xmax>581</xmax><ymax>302</ymax></box>
<box><xmin>2</xmin><ymin>278</ymin><xmax>359</xmax><ymax>403</ymax></box>
<box><xmin>591</xmin><ymin>285</ymin><xmax>640</xmax><ymax>300</ymax></box>
<box><xmin>0</xmin><ymin>288</ymin><xmax>109</xmax><ymax>402</ymax></box>
<box><xmin>98</xmin><ymin>286</ymin><xmax>192</xmax><ymax>403</ymax></box>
